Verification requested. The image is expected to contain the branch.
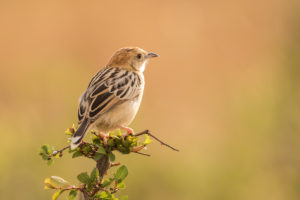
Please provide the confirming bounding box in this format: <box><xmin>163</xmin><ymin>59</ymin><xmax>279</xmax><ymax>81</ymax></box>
<box><xmin>110</xmin><ymin>162</ymin><xmax>121</xmax><ymax>167</ymax></box>
<box><xmin>52</xmin><ymin>145</ymin><xmax>70</xmax><ymax>157</ymax></box>
<box><xmin>41</xmin><ymin>127</ymin><xmax>179</xmax><ymax>200</ymax></box>
<box><xmin>135</xmin><ymin>130</ymin><xmax>179</xmax><ymax>152</ymax></box>
<box><xmin>96</xmin><ymin>155</ymin><xmax>110</xmax><ymax>181</ymax></box>
<box><xmin>133</xmin><ymin>151</ymin><xmax>151</xmax><ymax>157</ymax></box>
<box><xmin>82</xmin><ymin>189</ymin><xmax>92</xmax><ymax>200</ymax></box>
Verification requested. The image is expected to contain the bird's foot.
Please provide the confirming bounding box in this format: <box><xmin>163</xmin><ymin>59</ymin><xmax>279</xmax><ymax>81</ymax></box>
<box><xmin>119</xmin><ymin>126</ymin><xmax>135</xmax><ymax>136</ymax></box>
<box><xmin>97</xmin><ymin>132</ymin><xmax>108</xmax><ymax>146</ymax></box>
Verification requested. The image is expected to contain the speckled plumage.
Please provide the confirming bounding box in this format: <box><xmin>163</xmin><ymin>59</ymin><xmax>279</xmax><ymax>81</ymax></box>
<box><xmin>71</xmin><ymin>47</ymin><xmax>158</xmax><ymax>149</ymax></box>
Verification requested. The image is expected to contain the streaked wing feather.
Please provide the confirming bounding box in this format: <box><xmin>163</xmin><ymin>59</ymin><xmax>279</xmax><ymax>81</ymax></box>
<box><xmin>78</xmin><ymin>67</ymin><xmax>142</xmax><ymax>122</ymax></box>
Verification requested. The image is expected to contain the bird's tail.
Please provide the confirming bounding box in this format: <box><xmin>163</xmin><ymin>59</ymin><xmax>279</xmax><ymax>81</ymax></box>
<box><xmin>70</xmin><ymin>118</ymin><xmax>90</xmax><ymax>150</ymax></box>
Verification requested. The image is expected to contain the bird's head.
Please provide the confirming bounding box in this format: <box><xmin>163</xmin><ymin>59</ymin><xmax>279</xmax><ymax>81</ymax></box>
<box><xmin>107</xmin><ymin>47</ymin><xmax>158</xmax><ymax>72</ymax></box>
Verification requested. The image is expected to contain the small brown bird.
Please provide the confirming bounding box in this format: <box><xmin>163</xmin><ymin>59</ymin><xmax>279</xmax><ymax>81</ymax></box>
<box><xmin>71</xmin><ymin>47</ymin><xmax>158</xmax><ymax>149</ymax></box>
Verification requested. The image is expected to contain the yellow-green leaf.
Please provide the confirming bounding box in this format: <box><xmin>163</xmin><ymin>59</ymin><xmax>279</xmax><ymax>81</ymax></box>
<box><xmin>143</xmin><ymin>134</ymin><xmax>152</xmax><ymax>145</ymax></box>
<box><xmin>44</xmin><ymin>182</ymin><xmax>55</xmax><ymax>190</ymax></box>
<box><xmin>117</xmin><ymin>182</ymin><xmax>125</xmax><ymax>189</ymax></box>
<box><xmin>52</xmin><ymin>190</ymin><xmax>65</xmax><ymax>200</ymax></box>
<box><xmin>44</xmin><ymin>176</ymin><xmax>71</xmax><ymax>189</ymax></box>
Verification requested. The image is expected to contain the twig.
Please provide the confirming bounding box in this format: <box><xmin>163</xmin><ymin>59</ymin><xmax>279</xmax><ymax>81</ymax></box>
<box><xmin>135</xmin><ymin>130</ymin><xmax>179</xmax><ymax>152</ymax></box>
<box><xmin>52</xmin><ymin>145</ymin><xmax>70</xmax><ymax>157</ymax></box>
<box><xmin>46</xmin><ymin>128</ymin><xmax>178</xmax><ymax>200</ymax></box>
<box><xmin>111</xmin><ymin>188</ymin><xmax>119</xmax><ymax>194</ymax></box>
<box><xmin>97</xmin><ymin>155</ymin><xmax>110</xmax><ymax>182</ymax></box>
<box><xmin>133</xmin><ymin>151</ymin><xmax>151</xmax><ymax>157</ymax></box>
<box><xmin>110</xmin><ymin>162</ymin><xmax>121</xmax><ymax>167</ymax></box>
<box><xmin>82</xmin><ymin>189</ymin><xmax>92</xmax><ymax>200</ymax></box>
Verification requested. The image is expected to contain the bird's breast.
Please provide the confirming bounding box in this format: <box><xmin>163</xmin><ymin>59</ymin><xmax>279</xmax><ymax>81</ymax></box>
<box><xmin>93</xmin><ymin>83</ymin><xmax>144</xmax><ymax>133</ymax></box>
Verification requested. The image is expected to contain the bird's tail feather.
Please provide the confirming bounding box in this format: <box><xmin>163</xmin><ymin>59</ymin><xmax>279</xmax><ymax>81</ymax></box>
<box><xmin>70</xmin><ymin>119</ymin><xmax>89</xmax><ymax>150</ymax></box>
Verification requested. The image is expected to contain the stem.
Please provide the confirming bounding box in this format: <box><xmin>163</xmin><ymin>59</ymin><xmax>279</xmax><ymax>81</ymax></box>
<box><xmin>135</xmin><ymin>130</ymin><xmax>179</xmax><ymax>151</ymax></box>
<box><xmin>52</xmin><ymin>145</ymin><xmax>70</xmax><ymax>157</ymax></box>
<box><xmin>85</xmin><ymin>155</ymin><xmax>110</xmax><ymax>199</ymax></box>
<box><xmin>133</xmin><ymin>151</ymin><xmax>151</xmax><ymax>157</ymax></box>
<box><xmin>110</xmin><ymin>162</ymin><xmax>121</xmax><ymax>167</ymax></box>
<box><xmin>48</xmin><ymin>129</ymin><xmax>178</xmax><ymax>199</ymax></box>
<box><xmin>97</xmin><ymin>155</ymin><xmax>110</xmax><ymax>181</ymax></box>
<box><xmin>82</xmin><ymin>190</ymin><xmax>92</xmax><ymax>200</ymax></box>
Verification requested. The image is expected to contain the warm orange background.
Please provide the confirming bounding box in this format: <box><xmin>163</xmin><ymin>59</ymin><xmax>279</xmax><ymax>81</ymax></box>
<box><xmin>0</xmin><ymin>0</ymin><xmax>300</xmax><ymax>199</ymax></box>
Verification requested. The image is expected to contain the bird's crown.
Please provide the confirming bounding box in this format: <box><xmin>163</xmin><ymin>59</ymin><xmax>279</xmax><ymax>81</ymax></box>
<box><xmin>107</xmin><ymin>47</ymin><xmax>158</xmax><ymax>72</ymax></box>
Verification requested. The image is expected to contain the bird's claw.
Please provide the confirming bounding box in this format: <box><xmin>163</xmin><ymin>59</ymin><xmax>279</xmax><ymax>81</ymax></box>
<box><xmin>119</xmin><ymin>126</ymin><xmax>135</xmax><ymax>138</ymax></box>
<box><xmin>97</xmin><ymin>133</ymin><xmax>108</xmax><ymax>146</ymax></box>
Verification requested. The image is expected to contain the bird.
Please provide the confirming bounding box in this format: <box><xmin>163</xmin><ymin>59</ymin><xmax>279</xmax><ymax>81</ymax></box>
<box><xmin>70</xmin><ymin>47</ymin><xmax>158</xmax><ymax>149</ymax></box>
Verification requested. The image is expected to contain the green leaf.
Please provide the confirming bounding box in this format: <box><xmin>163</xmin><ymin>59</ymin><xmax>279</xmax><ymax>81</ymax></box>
<box><xmin>82</xmin><ymin>145</ymin><xmax>91</xmax><ymax>154</ymax></box>
<box><xmin>94</xmin><ymin>153</ymin><xmax>103</xmax><ymax>161</ymax></box>
<box><xmin>72</xmin><ymin>151</ymin><xmax>83</xmax><ymax>158</ymax></box>
<box><xmin>97</xmin><ymin>146</ymin><xmax>106</xmax><ymax>154</ymax></box>
<box><xmin>115</xmin><ymin>165</ymin><xmax>128</xmax><ymax>183</ymax></box>
<box><xmin>52</xmin><ymin>190</ymin><xmax>65</xmax><ymax>200</ymax></box>
<box><xmin>108</xmin><ymin>152</ymin><xmax>115</xmax><ymax>162</ymax></box>
<box><xmin>143</xmin><ymin>134</ymin><xmax>152</xmax><ymax>145</ymax></box>
<box><xmin>42</xmin><ymin>154</ymin><xmax>49</xmax><ymax>160</ymax></box>
<box><xmin>101</xmin><ymin>178</ymin><xmax>113</xmax><ymax>188</ymax></box>
<box><xmin>117</xmin><ymin>144</ymin><xmax>130</xmax><ymax>154</ymax></box>
<box><xmin>92</xmin><ymin>135</ymin><xmax>102</xmax><ymax>145</ymax></box>
<box><xmin>120</xmin><ymin>196</ymin><xmax>128</xmax><ymax>200</ymax></box>
<box><xmin>77</xmin><ymin>172</ymin><xmax>90</xmax><ymax>184</ymax></box>
<box><xmin>107</xmin><ymin>138</ymin><xmax>115</xmax><ymax>147</ymax></box>
<box><xmin>122</xmin><ymin>139</ymin><xmax>130</xmax><ymax>147</ymax></box>
<box><xmin>41</xmin><ymin>145</ymin><xmax>49</xmax><ymax>154</ymax></box>
<box><xmin>67</xmin><ymin>190</ymin><xmax>77</xmax><ymax>200</ymax></box>
<box><xmin>90</xmin><ymin>168</ymin><xmax>99</xmax><ymax>183</ymax></box>
<box><xmin>48</xmin><ymin>146</ymin><xmax>54</xmax><ymax>154</ymax></box>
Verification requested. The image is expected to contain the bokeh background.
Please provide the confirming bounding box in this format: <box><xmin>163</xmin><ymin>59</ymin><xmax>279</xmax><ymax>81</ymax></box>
<box><xmin>1</xmin><ymin>0</ymin><xmax>300</xmax><ymax>199</ymax></box>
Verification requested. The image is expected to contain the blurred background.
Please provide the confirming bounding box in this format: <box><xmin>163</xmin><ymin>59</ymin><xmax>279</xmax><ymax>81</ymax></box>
<box><xmin>0</xmin><ymin>0</ymin><xmax>300</xmax><ymax>199</ymax></box>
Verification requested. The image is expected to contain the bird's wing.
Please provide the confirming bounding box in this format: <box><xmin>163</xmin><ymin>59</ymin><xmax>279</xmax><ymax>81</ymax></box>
<box><xmin>78</xmin><ymin>67</ymin><xmax>142</xmax><ymax>123</ymax></box>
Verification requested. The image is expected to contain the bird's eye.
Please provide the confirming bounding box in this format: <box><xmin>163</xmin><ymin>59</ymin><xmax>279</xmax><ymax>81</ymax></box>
<box><xmin>137</xmin><ymin>54</ymin><xmax>142</xmax><ymax>59</ymax></box>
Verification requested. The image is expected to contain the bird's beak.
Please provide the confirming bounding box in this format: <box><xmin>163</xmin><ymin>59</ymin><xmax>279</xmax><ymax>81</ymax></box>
<box><xmin>146</xmin><ymin>52</ymin><xmax>159</xmax><ymax>58</ymax></box>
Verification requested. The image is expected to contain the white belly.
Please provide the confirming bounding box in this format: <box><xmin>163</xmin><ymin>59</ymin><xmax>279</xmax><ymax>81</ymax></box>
<box><xmin>92</xmin><ymin>92</ymin><xmax>143</xmax><ymax>133</ymax></box>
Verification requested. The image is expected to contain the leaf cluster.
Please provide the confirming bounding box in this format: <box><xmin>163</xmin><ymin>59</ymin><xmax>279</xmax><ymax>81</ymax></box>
<box><xmin>40</xmin><ymin>127</ymin><xmax>152</xmax><ymax>200</ymax></box>
<box><xmin>40</xmin><ymin>144</ymin><xmax>61</xmax><ymax>166</ymax></box>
